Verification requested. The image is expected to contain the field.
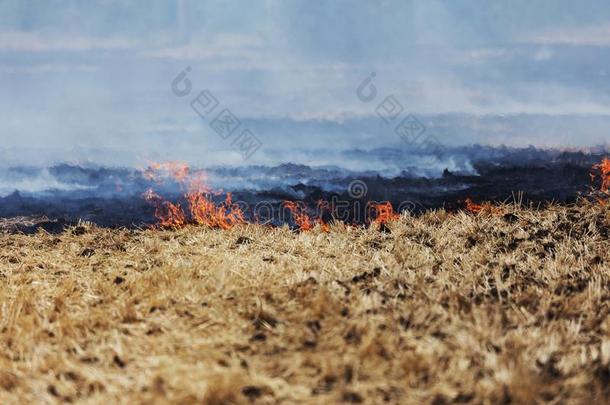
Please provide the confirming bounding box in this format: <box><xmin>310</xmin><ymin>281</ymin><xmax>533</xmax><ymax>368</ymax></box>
<box><xmin>1</xmin><ymin>203</ymin><xmax>609</xmax><ymax>404</ymax></box>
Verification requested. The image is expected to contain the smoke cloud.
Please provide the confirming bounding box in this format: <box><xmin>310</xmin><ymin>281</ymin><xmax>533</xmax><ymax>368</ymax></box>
<box><xmin>1</xmin><ymin>0</ymin><xmax>610</xmax><ymax>168</ymax></box>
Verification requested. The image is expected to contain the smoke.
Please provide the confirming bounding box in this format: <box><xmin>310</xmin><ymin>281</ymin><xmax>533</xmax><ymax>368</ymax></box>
<box><xmin>1</xmin><ymin>0</ymin><xmax>610</xmax><ymax>168</ymax></box>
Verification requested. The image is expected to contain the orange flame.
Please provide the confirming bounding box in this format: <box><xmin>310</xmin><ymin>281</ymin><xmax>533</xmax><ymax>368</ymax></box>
<box><xmin>143</xmin><ymin>163</ymin><xmax>413</xmax><ymax>231</ymax></box>
<box><xmin>142</xmin><ymin>189</ymin><xmax>187</xmax><ymax>229</ymax></box>
<box><xmin>144</xmin><ymin>161</ymin><xmax>191</xmax><ymax>184</ymax></box>
<box><xmin>464</xmin><ymin>198</ymin><xmax>484</xmax><ymax>214</ymax></box>
<box><xmin>592</xmin><ymin>157</ymin><xmax>610</xmax><ymax>193</ymax></box>
<box><xmin>143</xmin><ymin>163</ymin><xmax>244</xmax><ymax>229</ymax></box>
<box><xmin>463</xmin><ymin>198</ymin><xmax>503</xmax><ymax>216</ymax></box>
<box><xmin>283</xmin><ymin>201</ymin><xmax>313</xmax><ymax>231</ymax></box>
<box><xmin>187</xmin><ymin>191</ymin><xmax>245</xmax><ymax>230</ymax></box>
<box><xmin>282</xmin><ymin>200</ymin><xmax>328</xmax><ymax>231</ymax></box>
<box><xmin>368</xmin><ymin>201</ymin><xmax>399</xmax><ymax>225</ymax></box>
<box><xmin>590</xmin><ymin>157</ymin><xmax>610</xmax><ymax>206</ymax></box>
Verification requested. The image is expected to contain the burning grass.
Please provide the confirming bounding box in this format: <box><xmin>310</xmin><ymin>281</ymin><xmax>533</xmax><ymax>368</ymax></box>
<box><xmin>591</xmin><ymin>157</ymin><xmax>610</xmax><ymax>206</ymax></box>
<box><xmin>1</xmin><ymin>201</ymin><xmax>609</xmax><ymax>404</ymax></box>
<box><xmin>141</xmin><ymin>161</ymin><xmax>406</xmax><ymax>232</ymax></box>
<box><xmin>140</xmin><ymin>157</ymin><xmax>610</xmax><ymax>232</ymax></box>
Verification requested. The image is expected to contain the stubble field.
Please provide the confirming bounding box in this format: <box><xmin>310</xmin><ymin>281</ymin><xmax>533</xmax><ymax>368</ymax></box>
<box><xmin>1</xmin><ymin>203</ymin><xmax>609</xmax><ymax>404</ymax></box>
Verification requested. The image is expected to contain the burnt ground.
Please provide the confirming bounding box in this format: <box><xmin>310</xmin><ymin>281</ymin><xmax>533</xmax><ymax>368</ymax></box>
<box><xmin>0</xmin><ymin>160</ymin><xmax>597</xmax><ymax>231</ymax></box>
<box><xmin>0</xmin><ymin>148</ymin><xmax>606</xmax><ymax>232</ymax></box>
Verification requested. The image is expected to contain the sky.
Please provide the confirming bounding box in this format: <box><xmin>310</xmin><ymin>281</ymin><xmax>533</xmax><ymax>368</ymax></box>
<box><xmin>1</xmin><ymin>0</ymin><xmax>610</xmax><ymax>167</ymax></box>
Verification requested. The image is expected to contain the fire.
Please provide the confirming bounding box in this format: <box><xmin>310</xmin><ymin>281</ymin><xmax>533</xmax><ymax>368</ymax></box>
<box><xmin>282</xmin><ymin>200</ymin><xmax>329</xmax><ymax>232</ymax></box>
<box><xmin>144</xmin><ymin>161</ymin><xmax>191</xmax><ymax>184</ymax></box>
<box><xmin>368</xmin><ymin>201</ymin><xmax>399</xmax><ymax>225</ymax></box>
<box><xmin>463</xmin><ymin>198</ymin><xmax>503</xmax><ymax>216</ymax></box>
<box><xmin>283</xmin><ymin>201</ymin><xmax>313</xmax><ymax>230</ymax></box>
<box><xmin>142</xmin><ymin>189</ymin><xmax>187</xmax><ymax>229</ymax></box>
<box><xmin>187</xmin><ymin>192</ymin><xmax>244</xmax><ymax>230</ymax></box>
<box><xmin>138</xmin><ymin>156</ymin><xmax>610</xmax><ymax>232</ymax></box>
<box><xmin>592</xmin><ymin>157</ymin><xmax>610</xmax><ymax>194</ymax></box>
<box><xmin>143</xmin><ymin>163</ymin><xmax>243</xmax><ymax>229</ymax></box>
<box><xmin>589</xmin><ymin>157</ymin><xmax>610</xmax><ymax>206</ymax></box>
<box><xmin>464</xmin><ymin>198</ymin><xmax>484</xmax><ymax>214</ymax></box>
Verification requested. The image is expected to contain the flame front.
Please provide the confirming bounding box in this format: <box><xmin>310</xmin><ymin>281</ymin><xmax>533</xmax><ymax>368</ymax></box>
<box><xmin>143</xmin><ymin>162</ymin><xmax>244</xmax><ymax>229</ymax></box>
<box><xmin>141</xmin><ymin>157</ymin><xmax>610</xmax><ymax>230</ymax></box>
<box><xmin>592</xmin><ymin>157</ymin><xmax>610</xmax><ymax>203</ymax></box>
<box><xmin>464</xmin><ymin>198</ymin><xmax>484</xmax><ymax>214</ymax></box>
<box><xmin>143</xmin><ymin>189</ymin><xmax>187</xmax><ymax>228</ymax></box>
<box><xmin>463</xmin><ymin>198</ymin><xmax>504</xmax><ymax>215</ymax></box>
<box><xmin>368</xmin><ymin>202</ymin><xmax>399</xmax><ymax>225</ymax></box>
<box><xmin>188</xmin><ymin>192</ymin><xmax>245</xmax><ymax>230</ymax></box>
<box><xmin>282</xmin><ymin>200</ymin><xmax>329</xmax><ymax>232</ymax></box>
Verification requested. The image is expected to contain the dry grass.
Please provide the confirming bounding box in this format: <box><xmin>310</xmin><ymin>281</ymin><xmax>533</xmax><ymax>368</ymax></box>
<box><xmin>1</xmin><ymin>202</ymin><xmax>609</xmax><ymax>404</ymax></box>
